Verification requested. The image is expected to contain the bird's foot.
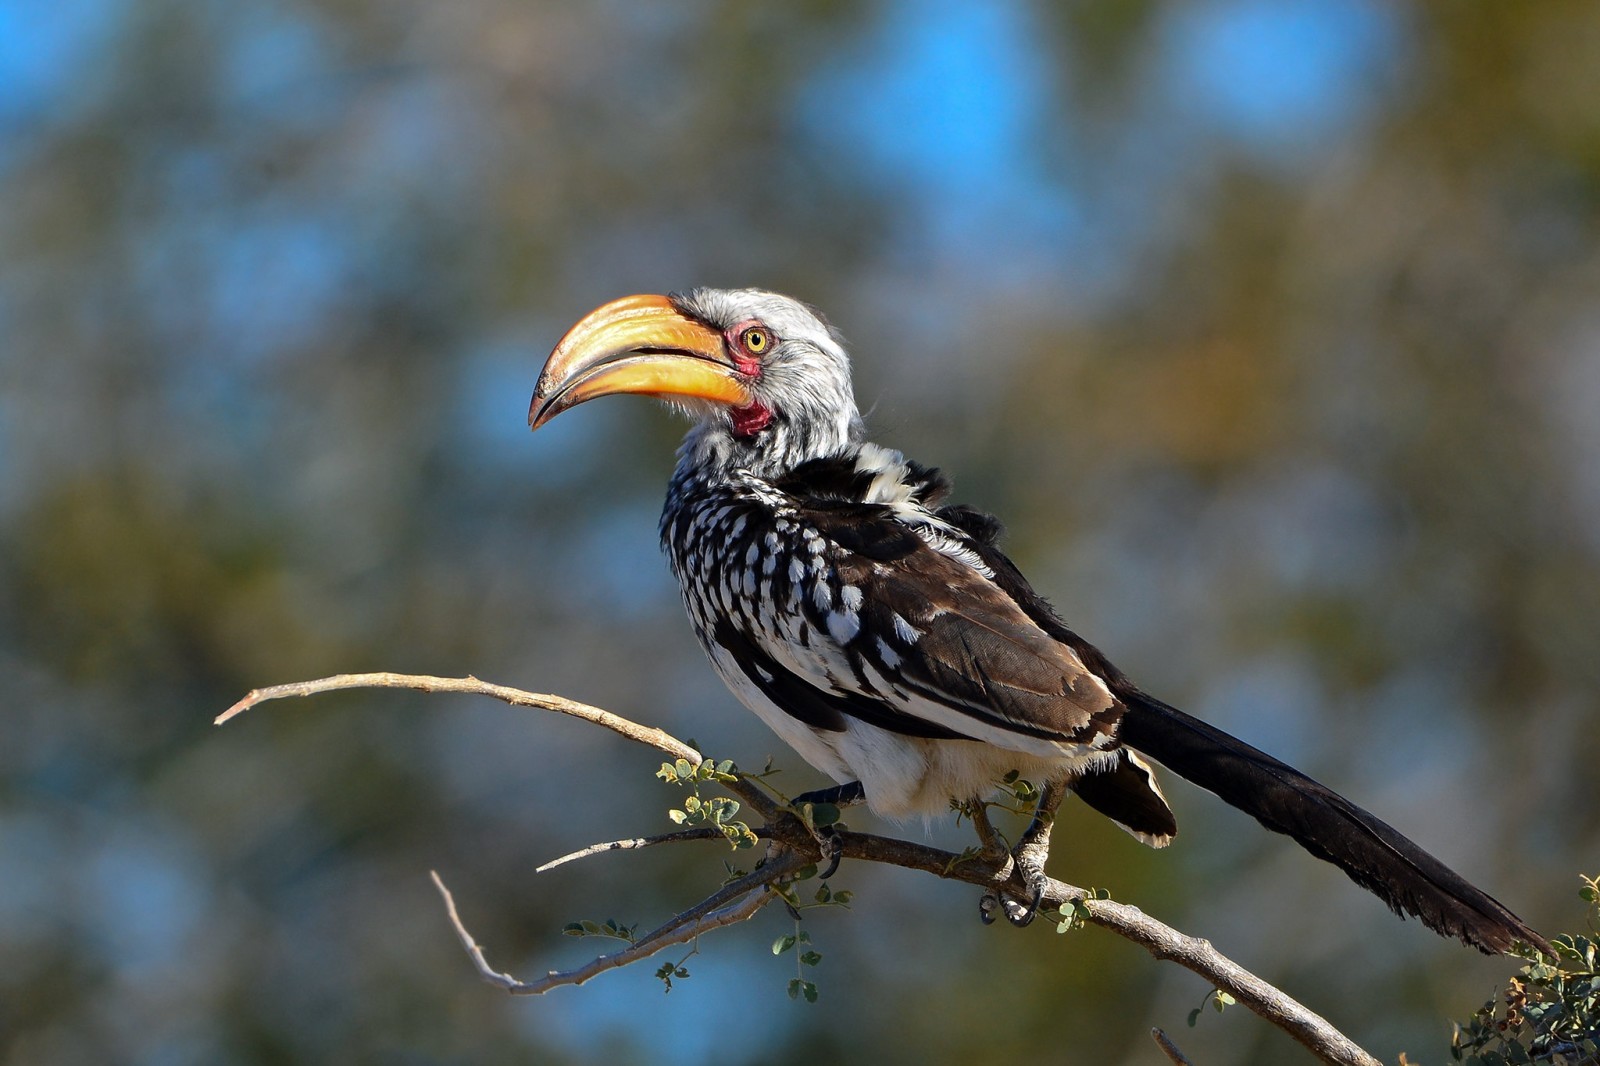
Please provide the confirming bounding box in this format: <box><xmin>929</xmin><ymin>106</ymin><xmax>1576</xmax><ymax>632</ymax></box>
<box><xmin>978</xmin><ymin>837</ymin><xmax>1050</xmax><ymax>926</ymax></box>
<box><xmin>791</xmin><ymin>781</ymin><xmax>863</xmax><ymax>879</ymax></box>
<box><xmin>813</xmin><ymin>826</ymin><xmax>844</xmax><ymax>880</ymax></box>
<box><xmin>1002</xmin><ymin>837</ymin><xmax>1052</xmax><ymax>927</ymax></box>
<box><xmin>967</xmin><ymin>799</ymin><xmax>1020</xmax><ymax>925</ymax></box>
<box><xmin>978</xmin><ymin>781</ymin><xmax>1062</xmax><ymax>928</ymax></box>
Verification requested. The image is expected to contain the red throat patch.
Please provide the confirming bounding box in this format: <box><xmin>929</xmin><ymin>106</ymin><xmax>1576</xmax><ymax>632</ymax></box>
<box><xmin>730</xmin><ymin>402</ymin><xmax>773</xmax><ymax>438</ymax></box>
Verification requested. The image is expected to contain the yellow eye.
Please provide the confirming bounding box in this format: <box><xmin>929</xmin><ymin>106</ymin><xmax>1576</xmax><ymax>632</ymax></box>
<box><xmin>740</xmin><ymin>326</ymin><xmax>771</xmax><ymax>354</ymax></box>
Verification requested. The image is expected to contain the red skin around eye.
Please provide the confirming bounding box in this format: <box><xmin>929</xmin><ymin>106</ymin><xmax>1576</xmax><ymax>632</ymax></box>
<box><xmin>725</xmin><ymin>320</ymin><xmax>766</xmax><ymax>377</ymax></box>
<box><xmin>724</xmin><ymin>320</ymin><xmax>773</xmax><ymax>436</ymax></box>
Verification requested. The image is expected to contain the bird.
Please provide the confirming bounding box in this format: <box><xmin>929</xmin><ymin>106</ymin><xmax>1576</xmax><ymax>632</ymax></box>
<box><xmin>528</xmin><ymin>287</ymin><xmax>1550</xmax><ymax>955</ymax></box>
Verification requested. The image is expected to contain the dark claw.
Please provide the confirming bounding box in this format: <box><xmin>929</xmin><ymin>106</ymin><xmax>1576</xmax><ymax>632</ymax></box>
<box><xmin>979</xmin><ymin>890</ymin><xmax>1000</xmax><ymax>925</ymax></box>
<box><xmin>793</xmin><ymin>780</ymin><xmax>866</xmax><ymax>808</ymax></box>
<box><xmin>817</xmin><ymin>826</ymin><xmax>844</xmax><ymax>880</ymax></box>
<box><xmin>1002</xmin><ymin>877</ymin><xmax>1047</xmax><ymax>927</ymax></box>
<box><xmin>792</xmin><ymin>781</ymin><xmax>862</xmax><ymax>879</ymax></box>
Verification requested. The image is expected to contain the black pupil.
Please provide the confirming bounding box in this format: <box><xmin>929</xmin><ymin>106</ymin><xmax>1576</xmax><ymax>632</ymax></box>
<box><xmin>749</xmin><ymin>330</ymin><xmax>764</xmax><ymax>349</ymax></box>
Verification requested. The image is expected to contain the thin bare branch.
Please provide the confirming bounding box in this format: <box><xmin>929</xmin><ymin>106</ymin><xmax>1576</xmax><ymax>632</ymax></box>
<box><xmin>630</xmin><ymin>849</ymin><xmax>806</xmax><ymax>954</ymax></box>
<box><xmin>216</xmin><ymin>672</ymin><xmax>780</xmax><ymax>820</ymax></box>
<box><xmin>431</xmin><ymin>851</ymin><xmax>807</xmax><ymax>995</ymax></box>
<box><xmin>1080</xmin><ymin>895</ymin><xmax>1378</xmax><ymax>1066</ymax></box>
<box><xmin>1152</xmin><ymin>1027</ymin><xmax>1196</xmax><ymax>1066</ymax></box>
<box><xmin>431</xmin><ymin>870</ymin><xmax>526</xmax><ymax>992</ymax></box>
<box><xmin>217</xmin><ymin>673</ymin><xmax>699</xmax><ymax>759</ymax></box>
<box><xmin>820</xmin><ymin>829</ymin><xmax>1381</xmax><ymax>1066</ymax></box>
<box><xmin>536</xmin><ymin>827</ymin><xmax>736</xmax><ymax>873</ymax></box>
<box><xmin>226</xmin><ymin>674</ymin><xmax>1383</xmax><ymax>1064</ymax></box>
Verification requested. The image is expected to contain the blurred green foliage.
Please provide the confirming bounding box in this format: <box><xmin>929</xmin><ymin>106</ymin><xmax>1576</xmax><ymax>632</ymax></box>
<box><xmin>2</xmin><ymin>1</ymin><xmax>1598</xmax><ymax>1063</ymax></box>
<box><xmin>1452</xmin><ymin>876</ymin><xmax>1600</xmax><ymax>1066</ymax></box>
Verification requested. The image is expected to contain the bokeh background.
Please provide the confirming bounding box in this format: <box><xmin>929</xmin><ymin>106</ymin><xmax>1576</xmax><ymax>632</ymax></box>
<box><xmin>4</xmin><ymin>1</ymin><xmax>1598</xmax><ymax>1062</ymax></box>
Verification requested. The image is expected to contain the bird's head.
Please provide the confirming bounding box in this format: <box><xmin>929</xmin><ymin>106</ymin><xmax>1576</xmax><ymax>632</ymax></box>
<box><xmin>530</xmin><ymin>288</ymin><xmax>863</xmax><ymax>474</ymax></box>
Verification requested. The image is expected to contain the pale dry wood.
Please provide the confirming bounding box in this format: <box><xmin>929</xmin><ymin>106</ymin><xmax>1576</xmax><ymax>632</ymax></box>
<box><xmin>535</xmin><ymin>827</ymin><xmax>733</xmax><ymax>873</ymax></box>
<box><xmin>216</xmin><ymin>672</ymin><xmax>780</xmax><ymax>821</ymax></box>
<box><xmin>1152</xmin><ymin>1027</ymin><xmax>1196</xmax><ymax>1066</ymax></box>
<box><xmin>221</xmin><ymin>672</ymin><xmax>1382</xmax><ymax>1065</ymax></box>
<box><xmin>217</xmin><ymin>672</ymin><xmax>700</xmax><ymax>760</ymax></box>
<box><xmin>430</xmin><ymin>852</ymin><xmax>805</xmax><ymax>995</ymax></box>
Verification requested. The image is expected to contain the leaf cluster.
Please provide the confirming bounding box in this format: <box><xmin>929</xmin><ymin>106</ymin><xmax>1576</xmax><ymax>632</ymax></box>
<box><xmin>1045</xmin><ymin>887</ymin><xmax>1110</xmax><ymax>935</ymax></box>
<box><xmin>1451</xmin><ymin>875</ymin><xmax>1600</xmax><ymax>1065</ymax></box>
<box><xmin>561</xmin><ymin>917</ymin><xmax>638</xmax><ymax>943</ymax></box>
<box><xmin>657</xmin><ymin>758</ymin><xmax>759</xmax><ymax>849</ymax></box>
<box><xmin>1187</xmin><ymin>988</ymin><xmax>1237</xmax><ymax>1028</ymax></box>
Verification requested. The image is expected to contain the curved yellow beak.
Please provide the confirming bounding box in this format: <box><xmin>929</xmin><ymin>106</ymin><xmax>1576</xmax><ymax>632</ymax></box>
<box><xmin>529</xmin><ymin>294</ymin><xmax>753</xmax><ymax>430</ymax></box>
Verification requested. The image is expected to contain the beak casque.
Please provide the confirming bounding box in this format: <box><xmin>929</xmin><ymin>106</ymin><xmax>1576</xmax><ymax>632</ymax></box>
<box><xmin>529</xmin><ymin>294</ymin><xmax>752</xmax><ymax>430</ymax></box>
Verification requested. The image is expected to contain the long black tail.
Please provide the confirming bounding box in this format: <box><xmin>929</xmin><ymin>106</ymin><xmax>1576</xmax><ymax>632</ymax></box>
<box><xmin>1116</xmin><ymin>691</ymin><xmax>1550</xmax><ymax>956</ymax></box>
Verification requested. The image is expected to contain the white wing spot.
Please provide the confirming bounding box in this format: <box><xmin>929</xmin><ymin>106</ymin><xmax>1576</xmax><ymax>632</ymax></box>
<box><xmin>827</xmin><ymin>609</ymin><xmax>860</xmax><ymax>645</ymax></box>
<box><xmin>811</xmin><ymin>579</ymin><xmax>832</xmax><ymax>612</ymax></box>
<box><xmin>890</xmin><ymin>611</ymin><xmax>922</xmax><ymax>645</ymax></box>
<box><xmin>875</xmin><ymin>637</ymin><xmax>901</xmax><ymax>668</ymax></box>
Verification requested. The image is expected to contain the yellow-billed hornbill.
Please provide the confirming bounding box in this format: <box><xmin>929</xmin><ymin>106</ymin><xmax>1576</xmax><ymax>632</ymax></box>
<box><xmin>530</xmin><ymin>288</ymin><xmax>1549</xmax><ymax>955</ymax></box>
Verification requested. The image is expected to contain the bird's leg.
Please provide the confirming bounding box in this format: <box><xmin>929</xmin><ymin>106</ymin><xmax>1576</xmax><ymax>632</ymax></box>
<box><xmin>791</xmin><ymin>781</ymin><xmax>865</xmax><ymax>879</ymax></box>
<box><xmin>966</xmin><ymin>796</ymin><xmax>1011</xmax><ymax>863</ymax></box>
<box><xmin>969</xmin><ymin>797</ymin><xmax>1017</xmax><ymax>925</ymax></box>
<box><xmin>1000</xmin><ymin>781</ymin><xmax>1066</xmax><ymax>927</ymax></box>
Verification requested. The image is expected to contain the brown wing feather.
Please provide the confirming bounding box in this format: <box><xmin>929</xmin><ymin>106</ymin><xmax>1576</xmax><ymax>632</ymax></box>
<box><xmin>798</xmin><ymin>501</ymin><xmax>1123</xmax><ymax>746</ymax></box>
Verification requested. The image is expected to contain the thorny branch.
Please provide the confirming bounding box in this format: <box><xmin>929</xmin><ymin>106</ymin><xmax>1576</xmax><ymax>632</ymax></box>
<box><xmin>220</xmin><ymin>672</ymin><xmax>1381</xmax><ymax>1066</ymax></box>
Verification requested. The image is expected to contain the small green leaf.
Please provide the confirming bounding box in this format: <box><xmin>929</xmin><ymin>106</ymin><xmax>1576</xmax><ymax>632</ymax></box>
<box><xmin>1187</xmin><ymin>1008</ymin><xmax>1201</xmax><ymax>1028</ymax></box>
<box><xmin>786</xmin><ymin>978</ymin><xmax>818</xmax><ymax>1003</ymax></box>
<box><xmin>800</xmin><ymin>950</ymin><xmax>823</xmax><ymax>967</ymax></box>
<box><xmin>773</xmin><ymin>934</ymin><xmax>797</xmax><ymax>955</ymax></box>
<box><xmin>807</xmin><ymin>802</ymin><xmax>841</xmax><ymax>828</ymax></box>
